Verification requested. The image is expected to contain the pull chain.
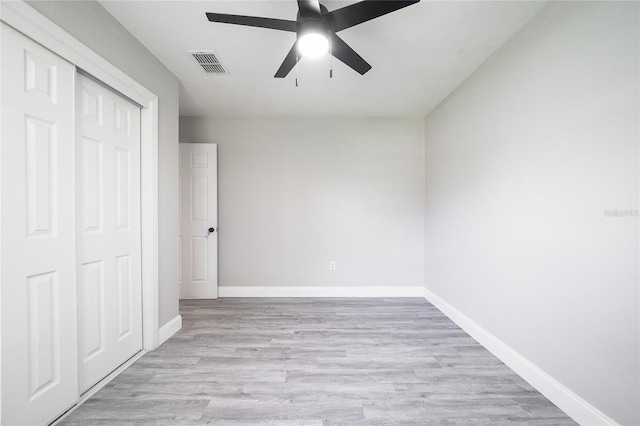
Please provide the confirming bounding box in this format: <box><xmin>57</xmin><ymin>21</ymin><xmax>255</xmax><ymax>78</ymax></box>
<box><xmin>295</xmin><ymin>52</ymin><xmax>299</xmax><ymax>87</ymax></box>
<box><xmin>329</xmin><ymin>39</ymin><xmax>333</xmax><ymax>78</ymax></box>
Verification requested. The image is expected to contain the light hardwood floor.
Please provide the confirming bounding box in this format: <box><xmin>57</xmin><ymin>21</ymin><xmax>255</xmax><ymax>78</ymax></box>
<box><xmin>60</xmin><ymin>298</ymin><xmax>575</xmax><ymax>425</ymax></box>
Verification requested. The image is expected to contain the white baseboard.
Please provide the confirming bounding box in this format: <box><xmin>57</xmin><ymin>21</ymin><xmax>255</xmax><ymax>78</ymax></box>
<box><xmin>158</xmin><ymin>314</ymin><xmax>182</xmax><ymax>346</ymax></box>
<box><xmin>219</xmin><ymin>286</ymin><xmax>425</xmax><ymax>298</ymax></box>
<box><xmin>423</xmin><ymin>287</ymin><xmax>617</xmax><ymax>426</ymax></box>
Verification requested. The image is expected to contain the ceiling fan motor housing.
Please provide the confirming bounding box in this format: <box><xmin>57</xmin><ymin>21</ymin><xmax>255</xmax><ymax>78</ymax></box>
<box><xmin>297</xmin><ymin>19</ymin><xmax>330</xmax><ymax>40</ymax></box>
<box><xmin>297</xmin><ymin>3</ymin><xmax>331</xmax><ymax>37</ymax></box>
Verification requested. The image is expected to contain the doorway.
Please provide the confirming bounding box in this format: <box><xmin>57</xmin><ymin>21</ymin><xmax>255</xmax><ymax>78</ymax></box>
<box><xmin>179</xmin><ymin>143</ymin><xmax>219</xmax><ymax>299</ymax></box>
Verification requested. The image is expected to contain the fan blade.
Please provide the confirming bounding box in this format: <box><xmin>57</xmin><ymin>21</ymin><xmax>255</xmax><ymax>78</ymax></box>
<box><xmin>297</xmin><ymin>0</ymin><xmax>321</xmax><ymax>19</ymax></box>
<box><xmin>206</xmin><ymin>13</ymin><xmax>297</xmax><ymax>32</ymax></box>
<box><xmin>328</xmin><ymin>0</ymin><xmax>420</xmax><ymax>32</ymax></box>
<box><xmin>330</xmin><ymin>34</ymin><xmax>371</xmax><ymax>75</ymax></box>
<box><xmin>274</xmin><ymin>42</ymin><xmax>300</xmax><ymax>78</ymax></box>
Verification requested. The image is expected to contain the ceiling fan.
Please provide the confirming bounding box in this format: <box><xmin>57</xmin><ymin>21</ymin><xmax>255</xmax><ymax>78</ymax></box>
<box><xmin>206</xmin><ymin>0</ymin><xmax>420</xmax><ymax>78</ymax></box>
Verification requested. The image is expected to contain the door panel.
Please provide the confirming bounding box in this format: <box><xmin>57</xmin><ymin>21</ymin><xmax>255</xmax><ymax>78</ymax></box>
<box><xmin>27</xmin><ymin>271</ymin><xmax>60</xmax><ymax>398</ymax></box>
<box><xmin>76</xmin><ymin>73</ymin><xmax>142</xmax><ymax>393</ymax></box>
<box><xmin>1</xmin><ymin>23</ymin><xmax>78</xmax><ymax>426</ymax></box>
<box><xmin>192</xmin><ymin>236</ymin><xmax>209</xmax><ymax>281</ymax></box>
<box><xmin>191</xmin><ymin>175</ymin><xmax>208</xmax><ymax>220</ymax></box>
<box><xmin>115</xmin><ymin>148</ymin><xmax>131</xmax><ymax>230</ymax></box>
<box><xmin>80</xmin><ymin>260</ymin><xmax>105</xmax><ymax>364</ymax></box>
<box><xmin>179</xmin><ymin>144</ymin><xmax>218</xmax><ymax>299</ymax></box>
<box><xmin>81</xmin><ymin>136</ymin><xmax>103</xmax><ymax>232</ymax></box>
<box><xmin>116</xmin><ymin>254</ymin><xmax>133</xmax><ymax>340</ymax></box>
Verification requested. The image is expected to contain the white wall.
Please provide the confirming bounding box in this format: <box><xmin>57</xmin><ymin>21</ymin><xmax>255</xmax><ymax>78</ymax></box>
<box><xmin>180</xmin><ymin>117</ymin><xmax>425</xmax><ymax>290</ymax></box>
<box><xmin>423</xmin><ymin>2</ymin><xmax>638</xmax><ymax>425</ymax></box>
<box><xmin>26</xmin><ymin>0</ymin><xmax>181</xmax><ymax>327</ymax></box>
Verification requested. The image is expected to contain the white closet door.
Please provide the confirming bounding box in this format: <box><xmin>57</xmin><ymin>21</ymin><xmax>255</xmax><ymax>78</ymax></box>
<box><xmin>179</xmin><ymin>143</ymin><xmax>218</xmax><ymax>299</ymax></box>
<box><xmin>76</xmin><ymin>73</ymin><xmax>142</xmax><ymax>393</ymax></box>
<box><xmin>1</xmin><ymin>23</ymin><xmax>78</xmax><ymax>425</ymax></box>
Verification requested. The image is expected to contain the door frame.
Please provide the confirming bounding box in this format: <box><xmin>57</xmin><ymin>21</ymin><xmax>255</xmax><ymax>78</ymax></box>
<box><xmin>1</xmin><ymin>0</ymin><xmax>160</xmax><ymax>383</ymax></box>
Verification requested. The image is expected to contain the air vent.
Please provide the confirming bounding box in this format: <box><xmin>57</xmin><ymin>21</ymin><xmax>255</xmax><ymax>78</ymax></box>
<box><xmin>188</xmin><ymin>51</ymin><xmax>229</xmax><ymax>75</ymax></box>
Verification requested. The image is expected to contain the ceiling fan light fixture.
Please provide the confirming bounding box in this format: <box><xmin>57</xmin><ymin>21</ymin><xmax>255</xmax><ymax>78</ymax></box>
<box><xmin>206</xmin><ymin>0</ymin><xmax>421</xmax><ymax>77</ymax></box>
<box><xmin>298</xmin><ymin>32</ymin><xmax>329</xmax><ymax>58</ymax></box>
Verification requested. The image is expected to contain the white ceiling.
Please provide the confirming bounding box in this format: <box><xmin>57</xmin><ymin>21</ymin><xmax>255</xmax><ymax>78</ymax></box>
<box><xmin>99</xmin><ymin>1</ymin><xmax>546</xmax><ymax>117</ymax></box>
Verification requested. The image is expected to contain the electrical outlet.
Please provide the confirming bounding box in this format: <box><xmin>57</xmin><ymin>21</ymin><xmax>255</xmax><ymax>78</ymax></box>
<box><xmin>329</xmin><ymin>260</ymin><xmax>336</xmax><ymax>271</ymax></box>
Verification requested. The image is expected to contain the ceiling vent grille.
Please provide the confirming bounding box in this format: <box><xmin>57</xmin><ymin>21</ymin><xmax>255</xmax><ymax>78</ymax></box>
<box><xmin>188</xmin><ymin>51</ymin><xmax>229</xmax><ymax>75</ymax></box>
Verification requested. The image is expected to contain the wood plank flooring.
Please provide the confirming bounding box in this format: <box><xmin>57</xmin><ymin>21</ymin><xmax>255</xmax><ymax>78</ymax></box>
<box><xmin>60</xmin><ymin>298</ymin><xmax>575</xmax><ymax>425</ymax></box>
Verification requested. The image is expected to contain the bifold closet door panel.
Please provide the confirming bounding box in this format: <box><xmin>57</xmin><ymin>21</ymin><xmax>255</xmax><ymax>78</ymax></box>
<box><xmin>1</xmin><ymin>23</ymin><xmax>79</xmax><ymax>426</ymax></box>
<box><xmin>76</xmin><ymin>73</ymin><xmax>143</xmax><ymax>394</ymax></box>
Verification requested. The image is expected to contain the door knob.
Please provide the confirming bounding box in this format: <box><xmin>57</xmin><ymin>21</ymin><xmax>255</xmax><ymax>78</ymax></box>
<box><xmin>208</xmin><ymin>227</ymin><xmax>215</xmax><ymax>234</ymax></box>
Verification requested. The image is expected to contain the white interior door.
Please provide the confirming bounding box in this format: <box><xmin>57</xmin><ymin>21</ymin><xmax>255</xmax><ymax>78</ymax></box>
<box><xmin>179</xmin><ymin>143</ymin><xmax>218</xmax><ymax>299</ymax></box>
<box><xmin>76</xmin><ymin>73</ymin><xmax>142</xmax><ymax>393</ymax></box>
<box><xmin>1</xmin><ymin>23</ymin><xmax>78</xmax><ymax>425</ymax></box>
